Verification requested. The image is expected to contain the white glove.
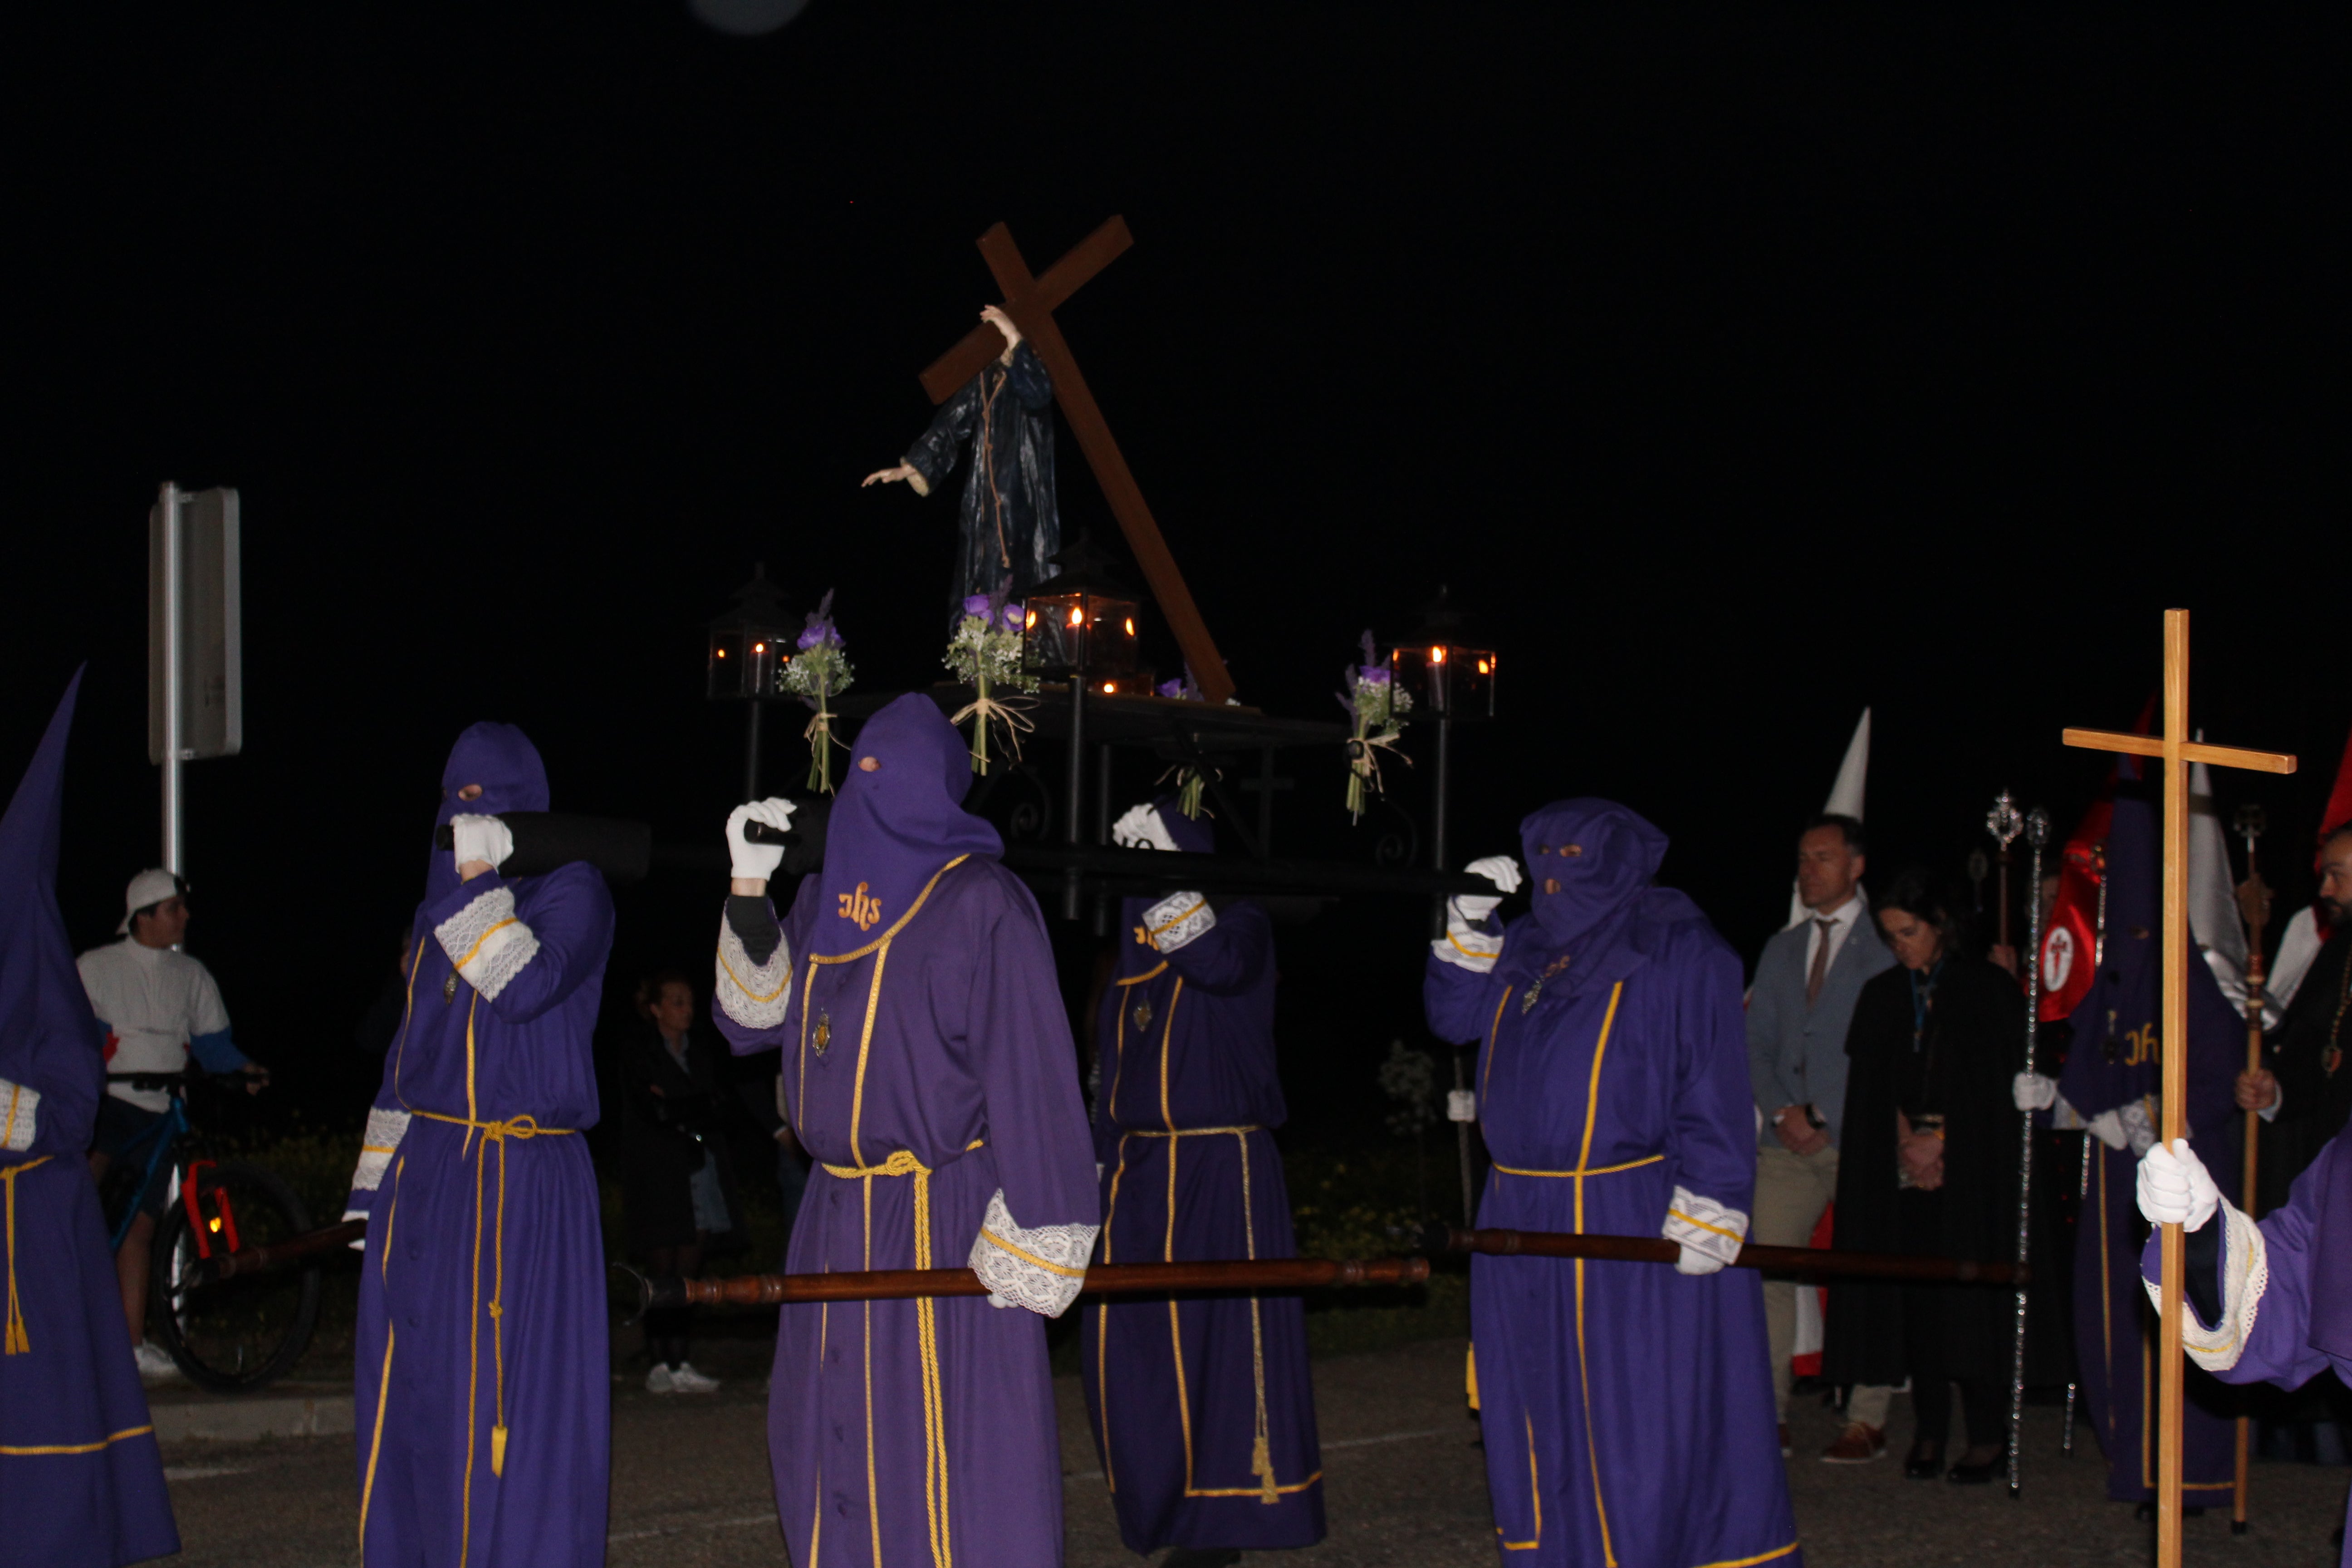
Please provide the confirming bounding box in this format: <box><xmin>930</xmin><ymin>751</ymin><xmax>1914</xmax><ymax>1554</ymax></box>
<box><xmin>340</xmin><ymin>1209</ymin><xmax>368</xmax><ymax>1251</ymax></box>
<box><xmin>2085</xmin><ymin>1110</ymin><xmax>2128</xmax><ymax>1151</ymax></box>
<box><xmin>1675</xmin><ymin>1243</ymin><xmax>1728</xmax><ymax>1276</ymax></box>
<box><xmin>726</xmin><ymin>799</ymin><xmax>796</xmax><ymax>881</ymax></box>
<box><xmin>1446</xmin><ymin>1089</ymin><xmax>1477</xmax><ymax>1124</ymax></box>
<box><xmin>2136</xmin><ymin>1137</ymin><xmax>2219</xmax><ymax>1232</ymax></box>
<box><xmin>2012</xmin><ymin>1072</ymin><xmax>2058</xmax><ymax>1112</ymax></box>
<box><xmin>1111</xmin><ymin>802</ymin><xmax>1178</xmax><ymax>853</ymax></box>
<box><xmin>448</xmin><ymin>813</ymin><xmax>514</xmax><ymax>874</ymax></box>
<box><xmin>1453</xmin><ymin>854</ymin><xmax>1523</xmax><ymax>923</ymax></box>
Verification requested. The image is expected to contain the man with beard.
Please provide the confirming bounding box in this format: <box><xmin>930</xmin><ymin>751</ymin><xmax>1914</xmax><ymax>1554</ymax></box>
<box><xmin>342</xmin><ymin>723</ymin><xmax>616</xmax><ymax>1567</ymax></box>
<box><xmin>1427</xmin><ymin>799</ymin><xmax>1798</xmax><ymax>1568</ymax></box>
<box><xmin>2230</xmin><ymin>822</ymin><xmax>2352</xmax><ymax>1207</ymax></box>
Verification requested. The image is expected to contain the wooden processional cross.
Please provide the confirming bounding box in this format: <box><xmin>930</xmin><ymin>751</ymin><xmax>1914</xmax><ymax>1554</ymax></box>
<box><xmin>2062</xmin><ymin>608</ymin><xmax>2295</xmax><ymax>1568</ymax></box>
<box><xmin>916</xmin><ymin>216</ymin><xmax>1236</xmax><ymax>707</ymax></box>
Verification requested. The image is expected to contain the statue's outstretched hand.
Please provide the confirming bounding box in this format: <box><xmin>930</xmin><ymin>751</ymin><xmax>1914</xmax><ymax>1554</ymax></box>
<box><xmin>862</xmin><ymin>464</ymin><xmax>916</xmax><ymax>487</ymax></box>
<box><xmin>980</xmin><ymin>304</ymin><xmax>1023</xmax><ymax>351</ymax></box>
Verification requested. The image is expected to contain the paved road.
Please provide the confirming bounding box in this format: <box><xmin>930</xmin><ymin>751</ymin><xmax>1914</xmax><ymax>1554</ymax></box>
<box><xmin>158</xmin><ymin>1334</ymin><xmax>2348</xmax><ymax>1566</ymax></box>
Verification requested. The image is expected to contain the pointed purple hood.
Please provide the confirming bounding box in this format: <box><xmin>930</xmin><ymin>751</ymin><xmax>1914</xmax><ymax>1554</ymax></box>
<box><xmin>811</xmin><ymin>695</ymin><xmax>1002</xmax><ymax>957</ymax></box>
<box><xmin>427</xmin><ymin>723</ymin><xmax>550</xmax><ymax>903</ymax></box>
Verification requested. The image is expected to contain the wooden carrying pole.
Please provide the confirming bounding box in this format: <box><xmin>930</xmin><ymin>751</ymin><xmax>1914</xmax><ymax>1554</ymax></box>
<box><xmin>640</xmin><ymin>1229</ymin><xmax>2021</xmax><ymax>1314</ymax></box>
<box><xmin>2062</xmin><ymin>609</ymin><xmax>2294</xmax><ymax>1568</ymax></box>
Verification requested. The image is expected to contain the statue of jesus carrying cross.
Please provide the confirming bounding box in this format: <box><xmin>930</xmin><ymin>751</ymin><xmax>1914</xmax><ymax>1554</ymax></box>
<box><xmin>863</xmin><ymin>302</ymin><xmax>1060</xmax><ymax>614</ymax></box>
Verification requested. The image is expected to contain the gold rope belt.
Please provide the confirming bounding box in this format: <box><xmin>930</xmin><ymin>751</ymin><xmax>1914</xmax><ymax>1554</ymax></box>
<box><xmin>816</xmin><ymin>1139</ymin><xmax>984</xmax><ymax>1568</ymax></box>
<box><xmin>406</xmin><ymin>1110</ymin><xmax>576</xmax><ymax>1488</ymax></box>
<box><xmin>1124</xmin><ymin>1124</ymin><xmax>1264</xmax><ymax>1138</ymax></box>
<box><xmin>1</xmin><ymin>1156</ymin><xmax>53</xmax><ymax>1356</ymax></box>
<box><xmin>1490</xmin><ymin>1152</ymin><xmax>1663</xmax><ymax>1180</ymax></box>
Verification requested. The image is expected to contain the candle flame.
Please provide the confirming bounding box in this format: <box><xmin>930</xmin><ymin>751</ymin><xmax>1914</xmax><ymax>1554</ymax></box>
<box><xmin>1429</xmin><ymin>646</ymin><xmax>1446</xmax><ymax>664</ymax></box>
<box><xmin>1123</xmin><ymin>617</ymin><xmax>1135</xmax><ymax>636</ymax></box>
<box><xmin>1068</xmin><ymin>606</ymin><xmax>1084</xmax><ymax>627</ymax></box>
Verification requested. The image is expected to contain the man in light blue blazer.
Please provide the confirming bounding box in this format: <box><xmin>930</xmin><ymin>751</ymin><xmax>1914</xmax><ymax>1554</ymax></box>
<box><xmin>1748</xmin><ymin>813</ymin><xmax>1898</xmax><ymax>1460</ymax></box>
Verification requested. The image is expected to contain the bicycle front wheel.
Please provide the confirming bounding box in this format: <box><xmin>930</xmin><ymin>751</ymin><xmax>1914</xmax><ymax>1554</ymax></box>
<box><xmin>151</xmin><ymin>1162</ymin><xmax>324</xmax><ymax>1393</ymax></box>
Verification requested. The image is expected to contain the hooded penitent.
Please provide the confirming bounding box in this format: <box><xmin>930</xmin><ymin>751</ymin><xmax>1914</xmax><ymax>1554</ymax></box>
<box><xmin>0</xmin><ymin>667</ymin><xmax>181</xmax><ymax>1568</ymax></box>
<box><xmin>810</xmin><ymin>693</ymin><xmax>1001</xmax><ymax>957</ymax></box>
<box><xmin>2056</xmin><ymin>769</ymin><xmax>2242</xmax><ymax>1505</ymax></box>
<box><xmin>1423</xmin><ymin>795</ymin><xmax>1798</xmax><ymax>1568</ymax></box>
<box><xmin>348</xmin><ymin>720</ymin><xmax>615</xmax><ymax>1568</ymax></box>
<box><xmin>427</xmin><ymin>722</ymin><xmax>550</xmax><ymax>904</ymax></box>
<box><xmin>1084</xmin><ymin>795</ymin><xmax>1323</xmax><ymax>1555</ymax></box>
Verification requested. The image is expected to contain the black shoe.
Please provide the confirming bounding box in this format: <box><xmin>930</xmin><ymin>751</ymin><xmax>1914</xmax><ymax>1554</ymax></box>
<box><xmin>1903</xmin><ymin>1441</ymin><xmax>1945</xmax><ymax>1480</ymax></box>
<box><xmin>1162</xmin><ymin>1551</ymin><xmax>1242</xmax><ymax>1568</ymax></box>
<box><xmin>1945</xmin><ymin>1446</ymin><xmax>2006</xmax><ymax>1485</ymax></box>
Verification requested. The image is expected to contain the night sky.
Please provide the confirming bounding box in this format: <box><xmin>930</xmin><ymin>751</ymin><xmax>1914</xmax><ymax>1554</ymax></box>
<box><xmin>5</xmin><ymin>5</ymin><xmax>2341</xmax><ymax>1133</ymax></box>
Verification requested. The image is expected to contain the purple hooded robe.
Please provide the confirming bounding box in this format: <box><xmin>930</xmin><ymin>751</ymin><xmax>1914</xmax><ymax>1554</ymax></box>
<box><xmin>0</xmin><ymin>670</ymin><xmax>179</xmax><ymax>1568</ymax></box>
<box><xmin>1078</xmin><ymin>799</ymin><xmax>1325</xmax><ymax>1555</ymax></box>
<box><xmin>2055</xmin><ymin>782</ymin><xmax>2240</xmax><ymax>1506</ymax></box>
<box><xmin>344</xmin><ymin>723</ymin><xmax>616</xmax><ymax>1568</ymax></box>
<box><xmin>1425</xmin><ymin>800</ymin><xmax>1800</xmax><ymax>1568</ymax></box>
<box><xmin>2139</xmin><ymin>1122</ymin><xmax>2352</xmax><ymax>1562</ymax></box>
<box><xmin>711</xmin><ymin>693</ymin><xmax>1100</xmax><ymax>1568</ymax></box>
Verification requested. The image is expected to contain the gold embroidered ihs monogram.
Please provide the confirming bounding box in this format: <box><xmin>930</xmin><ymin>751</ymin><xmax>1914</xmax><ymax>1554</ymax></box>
<box><xmin>838</xmin><ymin>882</ymin><xmax>882</xmax><ymax>932</ymax></box>
<box><xmin>1132</xmin><ymin>1000</ymin><xmax>1153</xmax><ymax>1032</ymax></box>
<box><xmin>813</xmin><ymin>1012</ymin><xmax>831</xmax><ymax>1055</ymax></box>
<box><xmin>1132</xmin><ymin>924</ymin><xmax>1158</xmax><ymax>951</ymax></box>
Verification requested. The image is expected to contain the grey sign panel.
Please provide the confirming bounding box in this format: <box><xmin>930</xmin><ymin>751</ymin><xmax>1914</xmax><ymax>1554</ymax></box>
<box><xmin>149</xmin><ymin>487</ymin><xmax>242</xmax><ymax>763</ymax></box>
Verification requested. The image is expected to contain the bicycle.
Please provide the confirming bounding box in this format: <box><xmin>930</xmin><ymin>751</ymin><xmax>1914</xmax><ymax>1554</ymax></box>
<box><xmin>98</xmin><ymin>1070</ymin><xmax>323</xmax><ymax>1393</ymax></box>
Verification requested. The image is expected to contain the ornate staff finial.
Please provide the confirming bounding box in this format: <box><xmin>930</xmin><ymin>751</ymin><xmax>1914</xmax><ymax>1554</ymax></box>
<box><xmin>1985</xmin><ymin>789</ymin><xmax>2024</xmax><ymax>849</ymax></box>
<box><xmin>2026</xmin><ymin>806</ymin><xmax>2050</xmax><ymax>850</ymax></box>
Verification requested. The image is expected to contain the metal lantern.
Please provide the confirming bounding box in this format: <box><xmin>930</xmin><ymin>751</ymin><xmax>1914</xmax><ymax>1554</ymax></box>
<box><xmin>1387</xmin><ymin>585</ymin><xmax>1497</xmax><ymax>720</ymax></box>
<box><xmin>1022</xmin><ymin>532</ymin><xmax>1142</xmax><ymax>689</ymax></box>
<box><xmin>707</xmin><ymin>563</ymin><xmax>794</xmax><ymax>702</ymax></box>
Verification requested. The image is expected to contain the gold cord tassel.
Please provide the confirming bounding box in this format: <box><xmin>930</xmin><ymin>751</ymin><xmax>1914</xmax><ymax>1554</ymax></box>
<box><xmin>2</xmin><ymin>1159</ymin><xmax>53</xmax><ymax>1356</ymax></box>
<box><xmin>491</xmin><ymin>1422</ymin><xmax>508</xmax><ymax>1477</ymax></box>
<box><xmin>1252</xmin><ymin>1432</ymin><xmax>1277</xmax><ymax>1504</ymax></box>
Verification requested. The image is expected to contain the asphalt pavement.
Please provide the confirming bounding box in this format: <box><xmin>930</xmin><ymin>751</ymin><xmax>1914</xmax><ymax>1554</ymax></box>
<box><xmin>155</xmin><ymin>1333</ymin><xmax>2350</xmax><ymax>1567</ymax></box>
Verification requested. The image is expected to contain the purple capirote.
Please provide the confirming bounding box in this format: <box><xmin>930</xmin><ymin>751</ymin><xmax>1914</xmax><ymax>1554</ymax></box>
<box><xmin>348</xmin><ymin>723</ymin><xmax>616</xmax><ymax>1567</ymax></box>
<box><xmin>0</xmin><ymin>668</ymin><xmax>179</xmax><ymax>1568</ymax></box>
<box><xmin>1081</xmin><ymin>799</ymin><xmax>1325</xmax><ymax>1555</ymax></box>
<box><xmin>715</xmin><ymin>693</ymin><xmax>1098</xmax><ymax>1567</ymax></box>
<box><xmin>2058</xmin><ymin>781</ymin><xmax>2242</xmax><ymax>1504</ymax></box>
<box><xmin>1426</xmin><ymin>799</ymin><xmax>1802</xmax><ymax>1568</ymax></box>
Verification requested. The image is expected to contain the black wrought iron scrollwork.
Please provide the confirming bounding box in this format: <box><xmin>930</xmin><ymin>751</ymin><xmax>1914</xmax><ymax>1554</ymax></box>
<box><xmin>1367</xmin><ymin>794</ymin><xmax>1420</xmax><ymax>870</ymax></box>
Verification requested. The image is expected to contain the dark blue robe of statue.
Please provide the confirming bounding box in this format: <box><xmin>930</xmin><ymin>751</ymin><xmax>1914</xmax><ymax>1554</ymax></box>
<box><xmin>2056</xmin><ymin>782</ymin><xmax>2241</xmax><ymax>1506</ymax></box>
<box><xmin>1080</xmin><ymin>801</ymin><xmax>1324</xmax><ymax>1556</ymax></box>
<box><xmin>902</xmin><ymin>343</ymin><xmax>1059</xmax><ymax>610</ymax></box>
<box><xmin>0</xmin><ymin>671</ymin><xmax>178</xmax><ymax>1568</ymax></box>
<box><xmin>1427</xmin><ymin>800</ymin><xmax>1798</xmax><ymax>1568</ymax></box>
<box><xmin>344</xmin><ymin>725</ymin><xmax>616</xmax><ymax>1567</ymax></box>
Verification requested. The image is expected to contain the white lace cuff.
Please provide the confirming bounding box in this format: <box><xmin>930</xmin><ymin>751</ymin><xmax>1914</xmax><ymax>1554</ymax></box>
<box><xmin>1661</xmin><ymin>1184</ymin><xmax>1748</xmax><ymax>1267</ymax></box>
<box><xmin>1141</xmin><ymin>891</ymin><xmax>1215</xmax><ymax>954</ymax></box>
<box><xmin>2144</xmin><ymin>1200</ymin><xmax>2268</xmax><ymax>1372</ymax></box>
<box><xmin>969</xmin><ymin>1189</ymin><xmax>1097</xmax><ymax>1318</ymax></box>
<box><xmin>436</xmin><ymin>885</ymin><xmax>539</xmax><ymax>1002</ymax></box>
<box><xmin>0</xmin><ymin>1077</ymin><xmax>38</xmax><ymax>1152</ymax></box>
<box><xmin>350</xmin><ymin>1107</ymin><xmax>411</xmax><ymax>1192</ymax></box>
<box><xmin>1431</xmin><ymin>905</ymin><xmax>1504</xmax><ymax>973</ymax></box>
<box><xmin>715</xmin><ymin>908</ymin><xmax>792</xmax><ymax>1029</ymax></box>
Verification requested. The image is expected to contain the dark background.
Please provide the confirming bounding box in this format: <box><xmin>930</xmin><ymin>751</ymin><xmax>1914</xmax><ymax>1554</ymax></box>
<box><xmin>2</xmin><ymin>5</ymin><xmax>2340</xmax><ymax>1135</ymax></box>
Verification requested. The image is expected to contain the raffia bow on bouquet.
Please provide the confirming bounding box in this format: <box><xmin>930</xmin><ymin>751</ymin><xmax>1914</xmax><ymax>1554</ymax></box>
<box><xmin>1155</xmin><ymin>667</ymin><xmax>1214</xmax><ymax>818</ymax></box>
<box><xmin>782</xmin><ymin>590</ymin><xmax>854</xmax><ymax>794</ymax></box>
<box><xmin>1338</xmin><ymin>630</ymin><xmax>1410</xmax><ymax>823</ymax></box>
<box><xmin>944</xmin><ymin>593</ymin><xmax>1039</xmax><ymax>775</ymax></box>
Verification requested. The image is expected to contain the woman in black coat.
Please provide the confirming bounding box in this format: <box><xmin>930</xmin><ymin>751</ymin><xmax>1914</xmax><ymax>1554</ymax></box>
<box><xmin>1823</xmin><ymin>869</ymin><xmax>2024</xmax><ymax>1482</ymax></box>
<box><xmin>621</xmin><ymin>968</ymin><xmax>744</xmax><ymax>1393</ymax></box>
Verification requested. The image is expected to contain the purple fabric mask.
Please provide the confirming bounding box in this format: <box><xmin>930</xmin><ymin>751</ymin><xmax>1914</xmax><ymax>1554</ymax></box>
<box><xmin>812</xmin><ymin>694</ymin><xmax>1002</xmax><ymax>956</ymax></box>
<box><xmin>0</xmin><ymin>668</ymin><xmax>105</xmax><ymax>1152</ymax></box>
<box><xmin>1517</xmin><ymin>798</ymin><xmax>1669</xmax><ymax>950</ymax></box>
<box><xmin>1152</xmin><ymin>796</ymin><xmax>1215</xmax><ymax>856</ymax></box>
<box><xmin>428</xmin><ymin>722</ymin><xmax>550</xmax><ymax>903</ymax></box>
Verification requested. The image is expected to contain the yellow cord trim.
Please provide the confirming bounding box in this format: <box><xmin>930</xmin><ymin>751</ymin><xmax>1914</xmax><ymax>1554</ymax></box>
<box><xmin>976</xmin><ymin>1226</ymin><xmax>1086</xmax><ymax>1278</ymax></box>
<box><xmin>407</xmin><ymin>1107</ymin><xmax>578</xmax><ymax>1546</ymax></box>
<box><xmin>1498</xmin><ymin>1412</ymin><xmax>1542</xmax><ymax>1548</ymax></box>
<box><xmin>1667</xmin><ymin>1209</ymin><xmax>1744</xmax><ymax>1243</ymax></box>
<box><xmin>0</xmin><ymin>1424</ymin><xmax>154</xmax><ymax>1455</ymax></box>
<box><xmin>807</xmin><ymin>855</ymin><xmax>970</xmax><ymax>965</ymax></box>
<box><xmin>1492</xmin><ymin>1153</ymin><xmax>1662</xmax><ymax>1180</ymax></box>
<box><xmin>1126</xmin><ymin>1124</ymin><xmax>1263</xmax><ymax>1137</ymax></box>
<box><xmin>716</xmin><ymin>948</ymin><xmax>790</xmax><ymax>1004</ymax></box>
<box><xmin>1112</xmin><ymin>961</ymin><xmax>1169</xmax><ymax>987</ymax></box>
<box><xmin>450</xmin><ymin>916</ymin><xmax>519</xmax><ymax>974</ymax></box>
<box><xmin>1448</xmin><ymin>931</ymin><xmax>1501</xmax><ymax>959</ymax></box>
<box><xmin>1148</xmin><ymin>900</ymin><xmax>1205</xmax><ymax>936</ymax></box>
<box><xmin>1</xmin><ymin>1156</ymin><xmax>54</xmax><ymax>1354</ymax></box>
<box><xmin>1573</xmin><ymin>983</ymin><xmax>1626</xmax><ymax>1568</ymax></box>
<box><xmin>1690</xmin><ymin>1543</ymin><xmax>1801</xmax><ymax>1568</ymax></box>
<box><xmin>358</xmin><ymin>1323</ymin><xmax>396</xmax><ymax>1550</ymax></box>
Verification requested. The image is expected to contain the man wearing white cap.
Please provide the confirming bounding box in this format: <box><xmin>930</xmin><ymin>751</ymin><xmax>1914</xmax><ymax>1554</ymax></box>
<box><xmin>77</xmin><ymin>869</ymin><xmax>266</xmax><ymax>1381</ymax></box>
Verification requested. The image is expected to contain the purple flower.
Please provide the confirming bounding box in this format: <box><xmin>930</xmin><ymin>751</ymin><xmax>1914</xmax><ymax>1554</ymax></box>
<box><xmin>962</xmin><ymin>593</ymin><xmax>995</xmax><ymax>620</ymax></box>
<box><xmin>1156</xmin><ymin>677</ymin><xmax>1186</xmax><ymax>699</ymax></box>
<box><xmin>1356</xmin><ymin>664</ymin><xmax>1392</xmax><ymax>686</ymax></box>
<box><xmin>999</xmin><ymin>600</ymin><xmax>1027</xmax><ymax>634</ymax></box>
<box><xmin>799</xmin><ymin>589</ymin><xmax>842</xmax><ymax>649</ymax></box>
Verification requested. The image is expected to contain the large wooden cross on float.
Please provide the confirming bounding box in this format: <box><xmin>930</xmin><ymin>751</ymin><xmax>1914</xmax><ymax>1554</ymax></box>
<box><xmin>916</xmin><ymin>216</ymin><xmax>1237</xmax><ymax>707</ymax></box>
<box><xmin>2061</xmin><ymin>608</ymin><xmax>2294</xmax><ymax>1568</ymax></box>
